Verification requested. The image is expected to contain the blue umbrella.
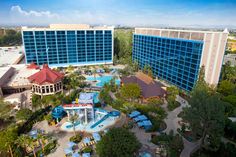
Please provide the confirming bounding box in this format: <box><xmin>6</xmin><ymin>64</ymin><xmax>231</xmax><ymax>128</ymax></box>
<box><xmin>92</xmin><ymin>132</ymin><xmax>101</xmax><ymax>142</ymax></box>
<box><xmin>72</xmin><ymin>152</ymin><xmax>80</xmax><ymax>157</ymax></box>
<box><xmin>67</xmin><ymin>141</ymin><xmax>76</xmax><ymax>148</ymax></box>
<box><xmin>82</xmin><ymin>153</ymin><xmax>91</xmax><ymax>157</ymax></box>
<box><xmin>83</xmin><ymin>137</ymin><xmax>90</xmax><ymax>144</ymax></box>
<box><xmin>64</xmin><ymin>148</ymin><xmax>73</xmax><ymax>155</ymax></box>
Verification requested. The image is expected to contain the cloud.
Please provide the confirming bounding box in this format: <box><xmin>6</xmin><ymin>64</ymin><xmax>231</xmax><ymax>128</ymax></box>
<box><xmin>11</xmin><ymin>5</ymin><xmax>59</xmax><ymax>18</ymax></box>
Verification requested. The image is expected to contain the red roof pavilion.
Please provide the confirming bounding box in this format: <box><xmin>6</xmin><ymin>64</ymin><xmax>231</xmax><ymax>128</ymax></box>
<box><xmin>27</xmin><ymin>62</ymin><xmax>39</xmax><ymax>69</ymax></box>
<box><xmin>28</xmin><ymin>64</ymin><xmax>64</xmax><ymax>85</ymax></box>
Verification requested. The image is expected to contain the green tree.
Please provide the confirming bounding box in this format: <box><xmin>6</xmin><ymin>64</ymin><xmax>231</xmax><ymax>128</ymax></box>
<box><xmin>120</xmin><ymin>83</ymin><xmax>141</xmax><ymax>101</ymax></box>
<box><xmin>96</xmin><ymin>128</ymin><xmax>141</xmax><ymax>157</ymax></box>
<box><xmin>166</xmin><ymin>86</ymin><xmax>179</xmax><ymax>111</ymax></box>
<box><xmin>69</xmin><ymin>114</ymin><xmax>78</xmax><ymax>136</ymax></box>
<box><xmin>114</xmin><ymin>29</ymin><xmax>133</xmax><ymax>64</ymax></box>
<box><xmin>0</xmin><ymin>126</ymin><xmax>18</xmax><ymax>157</ymax></box>
<box><xmin>221</xmin><ymin>61</ymin><xmax>236</xmax><ymax>83</ymax></box>
<box><xmin>31</xmin><ymin>94</ymin><xmax>42</xmax><ymax>110</ymax></box>
<box><xmin>183</xmin><ymin>68</ymin><xmax>226</xmax><ymax>151</ymax></box>
<box><xmin>17</xmin><ymin>134</ymin><xmax>36</xmax><ymax>157</ymax></box>
<box><xmin>0</xmin><ymin>98</ymin><xmax>11</xmax><ymax>119</ymax></box>
<box><xmin>16</xmin><ymin>108</ymin><xmax>33</xmax><ymax>121</ymax></box>
<box><xmin>217</xmin><ymin>80</ymin><xmax>236</xmax><ymax>96</ymax></box>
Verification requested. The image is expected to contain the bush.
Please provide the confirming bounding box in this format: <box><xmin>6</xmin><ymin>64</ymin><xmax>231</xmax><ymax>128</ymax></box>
<box><xmin>147</xmin><ymin>98</ymin><xmax>164</xmax><ymax>106</ymax></box>
<box><xmin>16</xmin><ymin>109</ymin><xmax>33</xmax><ymax>121</ymax></box>
<box><xmin>151</xmin><ymin>132</ymin><xmax>183</xmax><ymax>157</ymax></box>
<box><xmin>70</xmin><ymin>134</ymin><xmax>82</xmax><ymax>143</ymax></box>
<box><xmin>83</xmin><ymin>146</ymin><xmax>93</xmax><ymax>153</ymax></box>
<box><xmin>43</xmin><ymin>140</ymin><xmax>57</xmax><ymax>155</ymax></box>
<box><xmin>167</xmin><ymin>101</ymin><xmax>181</xmax><ymax>111</ymax></box>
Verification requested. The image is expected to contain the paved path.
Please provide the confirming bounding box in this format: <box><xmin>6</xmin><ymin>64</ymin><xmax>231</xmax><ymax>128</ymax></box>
<box><xmin>131</xmin><ymin>126</ymin><xmax>157</xmax><ymax>156</ymax></box>
<box><xmin>163</xmin><ymin>96</ymin><xmax>202</xmax><ymax>157</ymax></box>
<box><xmin>180</xmin><ymin>138</ymin><xmax>201</xmax><ymax>157</ymax></box>
<box><xmin>163</xmin><ymin>96</ymin><xmax>188</xmax><ymax>134</ymax></box>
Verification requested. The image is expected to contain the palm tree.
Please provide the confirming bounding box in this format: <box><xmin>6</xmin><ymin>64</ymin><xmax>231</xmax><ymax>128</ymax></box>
<box><xmin>17</xmin><ymin>134</ymin><xmax>36</xmax><ymax>157</ymax></box>
<box><xmin>37</xmin><ymin>133</ymin><xmax>47</xmax><ymax>152</ymax></box>
<box><xmin>69</xmin><ymin>114</ymin><xmax>78</xmax><ymax>136</ymax></box>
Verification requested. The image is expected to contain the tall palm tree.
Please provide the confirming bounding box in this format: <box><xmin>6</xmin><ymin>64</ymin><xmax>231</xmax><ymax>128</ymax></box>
<box><xmin>69</xmin><ymin>114</ymin><xmax>78</xmax><ymax>136</ymax></box>
<box><xmin>17</xmin><ymin>134</ymin><xmax>36</xmax><ymax>157</ymax></box>
<box><xmin>37</xmin><ymin>133</ymin><xmax>47</xmax><ymax>152</ymax></box>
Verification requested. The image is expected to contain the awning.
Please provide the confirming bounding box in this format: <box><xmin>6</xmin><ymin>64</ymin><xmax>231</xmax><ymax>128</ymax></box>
<box><xmin>82</xmin><ymin>153</ymin><xmax>91</xmax><ymax>157</ymax></box>
<box><xmin>92</xmin><ymin>132</ymin><xmax>101</xmax><ymax>142</ymax></box>
<box><xmin>134</xmin><ymin>115</ymin><xmax>148</xmax><ymax>122</ymax></box>
<box><xmin>64</xmin><ymin>148</ymin><xmax>73</xmax><ymax>154</ymax></box>
<box><xmin>128</xmin><ymin>111</ymin><xmax>141</xmax><ymax>118</ymax></box>
<box><xmin>83</xmin><ymin>137</ymin><xmax>90</xmax><ymax>144</ymax></box>
<box><xmin>67</xmin><ymin>141</ymin><xmax>76</xmax><ymax>147</ymax></box>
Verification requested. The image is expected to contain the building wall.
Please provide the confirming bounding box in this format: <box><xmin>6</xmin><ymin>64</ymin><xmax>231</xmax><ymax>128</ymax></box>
<box><xmin>133</xmin><ymin>28</ymin><xmax>228</xmax><ymax>91</ymax></box>
<box><xmin>22</xmin><ymin>29</ymin><xmax>113</xmax><ymax>67</ymax></box>
<box><xmin>132</xmin><ymin>34</ymin><xmax>203</xmax><ymax>91</ymax></box>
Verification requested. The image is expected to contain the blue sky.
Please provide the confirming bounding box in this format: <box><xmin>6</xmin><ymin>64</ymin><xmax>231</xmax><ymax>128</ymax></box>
<box><xmin>0</xmin><ymin>0</ymin><xmax>235</xmax><ymax>27</ymax></box>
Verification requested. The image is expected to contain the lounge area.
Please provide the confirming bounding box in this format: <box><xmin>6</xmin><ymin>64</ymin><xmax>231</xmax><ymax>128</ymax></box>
<box><xmin>129</xmin><ymin>110</ymin><xmax>152</xmax><ymax>131</ymax></box>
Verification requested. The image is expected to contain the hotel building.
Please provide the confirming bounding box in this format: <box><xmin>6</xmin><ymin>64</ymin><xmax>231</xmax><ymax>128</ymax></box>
<box><xmin>132</xmin><ymin>28</ymin><xmax>228</xmax><ymax>91</ymax></box>
<box><xmin>22</xmin><ymin>24</ymin><xmax>114</xmax><ymax>67</ymax></box>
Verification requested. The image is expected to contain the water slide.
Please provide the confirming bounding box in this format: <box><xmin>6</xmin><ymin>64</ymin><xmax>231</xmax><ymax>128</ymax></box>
<box><xmin>90</xmin><ymin>111</ymin><xmax>120</xmax><ymax>129</ymax></box>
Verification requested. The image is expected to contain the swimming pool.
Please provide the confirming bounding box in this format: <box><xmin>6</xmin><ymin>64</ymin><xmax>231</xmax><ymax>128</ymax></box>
<box><xmin>86</xmin><ymin>75</ymin><xmax>120</xmax><ymax>87</ymax></box>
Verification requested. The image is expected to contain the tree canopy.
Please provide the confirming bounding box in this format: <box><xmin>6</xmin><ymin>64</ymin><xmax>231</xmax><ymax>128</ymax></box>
<box><xmin>183</xmin><ymin>68</ymin><xmax>226</xmax><ymax>151</ymax></box>
<box><xmin>0</xmin><ymin>29</ymin><xmax>22</xmax><ymax>46</ymax></box>
<box><xmin>16</xmin><ymin>109</ymin><xmax>33</xmax><ymax>121</ymax></box>
<box><xmin>120</xmin><ymin>83</ymin><xmax>141</xmax><ymax>101</ymax></box>
<box><xmin>96</xmin><ymin>128</ymin><xmax>141</xmax><ymax>157</ymax></box>
<box><xmin>0</xmin><ymin>99</ymin><xmax>11</xmax><ymax>119</ymax></box>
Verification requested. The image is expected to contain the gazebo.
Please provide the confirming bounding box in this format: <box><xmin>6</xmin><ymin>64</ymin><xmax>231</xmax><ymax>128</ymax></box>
<box><xmin>28</xmin><ymin>64</ymin><xmax>64</xmax><ymax>96</ymax></box>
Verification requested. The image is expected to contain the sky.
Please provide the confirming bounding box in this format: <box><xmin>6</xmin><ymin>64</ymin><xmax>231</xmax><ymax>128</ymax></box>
<box><xmin>0</xmin><ymin>0</ymin><xmax>235</xmax><ymax>27</ymax></box>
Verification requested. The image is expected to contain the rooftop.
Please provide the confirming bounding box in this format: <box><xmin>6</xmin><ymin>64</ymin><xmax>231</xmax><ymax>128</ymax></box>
<box><xmin>135</xmin><ymin>28</ymin><xmax>229</xmax><ymax>41</ymax></box>
<box><xmin>0</xmin><ymin>66</ymin><xmax>11</xmax><ymax>79</ymax></box>
<box><xmin>22</xmin><ymin>24</ymin><xmax>114</xmax><ymax>31</ymax></box>
<box><xmin>28</xmin><ymin>64</ymin><xmax>64</xmax><ymax>85</ymax></box>
<box><xmin>0</xmin><ymin>46</ymin><xmax>24</xmax><ymax>66</ymax></box>
<box><xmin>121</xmin><ymin>72</ymin><xmax>166</xmax><ymax>98</ymax></box>
<box><xmin>6</xmin><ymin>64</ymin><xmax>39</xmax><ymax>87</ymax></box>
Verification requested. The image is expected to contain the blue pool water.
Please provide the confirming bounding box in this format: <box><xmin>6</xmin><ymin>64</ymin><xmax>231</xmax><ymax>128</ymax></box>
<box><xmin>93</xmin><ymin>92</ymin><xmax>99</xmax><ymax>104</ymax></box>
<box><xmin>86</xmin><ymin>75</ymin><xmax>120</xmax><ymax>87</ymax></box>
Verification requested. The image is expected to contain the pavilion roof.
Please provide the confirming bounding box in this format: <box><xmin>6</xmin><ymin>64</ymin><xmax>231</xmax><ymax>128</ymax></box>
<box><xmin>28</xmin><ymin>64</ymin><xmax>64</xmax><ymax>85</ymax></box>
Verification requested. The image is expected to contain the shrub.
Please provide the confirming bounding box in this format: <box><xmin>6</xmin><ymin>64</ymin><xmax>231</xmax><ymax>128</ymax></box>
<box><xmin>70</xmin><ymin>134</ymin><xmax>82</xmax><ymax>143</ymax></box>
<box><xmin>43</xmin><ymin>140</ymin><xmax>57</xmax><ymax>155</ymax></box>
<box><xmin>83</xmin><ymin>146</ymin><xmax>93</xmax><ymax>153</ymax></box>
<box><xmin>167</xmin><ymin>101</ymin><xmax>181</xmax><ymax>111</ymax></box>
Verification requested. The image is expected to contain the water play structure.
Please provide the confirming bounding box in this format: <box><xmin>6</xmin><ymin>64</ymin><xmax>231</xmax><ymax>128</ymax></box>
<box><xmin>51</xmin><ymin>105</ymin><xmax>65</xmax><ymax>122</ymax></box>
<box><xmin>61</xmin><ymin>92</ymin><xmax>120</xmax><ymax>132</ymax></box>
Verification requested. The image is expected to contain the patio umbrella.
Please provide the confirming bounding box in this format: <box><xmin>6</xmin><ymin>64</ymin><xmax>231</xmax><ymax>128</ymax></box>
<box><xmin>67</xmin><ymin>141</ymin><xmax>76</xmax><ymax>148</ymax></box>
<box><xmin>83</xmin><ymin>137</ymin><xmax>90</xmax><ymax>144</ymax></box>
<box><xmin>134</xmin><ymin>115</ymin><xmax>148</xmax><ymax>122</ymax></box>
<box><xmin>92</xmin><ymin>132</ymin><xmax>101</xmax><ymax>142</ymax></box>
<box><xmin>72</xmin><ymin>152</ymin><xmax>80</xmax><ymax>157</ymax></box>
<box><xmin>82</xmin><ymin>153</ymin><xmax>91</xmax><ymax>157</ymax></box>
<box><xmin>64</xmin><ymin>148</ymin><xmax>73</xmax><ymax>155</ymax></box>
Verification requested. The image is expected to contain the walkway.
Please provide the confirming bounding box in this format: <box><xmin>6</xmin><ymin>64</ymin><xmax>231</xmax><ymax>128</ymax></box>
<box><xmin>163</xmin><ymin>96</ymin><xmax>202</xmax><ymax>157</ymax></box>
<box><xmin>163</xmin><ymin>95</ymin><xmax>188</xmax><ymax>134</ymax></box>
<box><xmin>131</xmin><ymin>126</ymin><xmax>157</xmax><ymax>156</ymax></box>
